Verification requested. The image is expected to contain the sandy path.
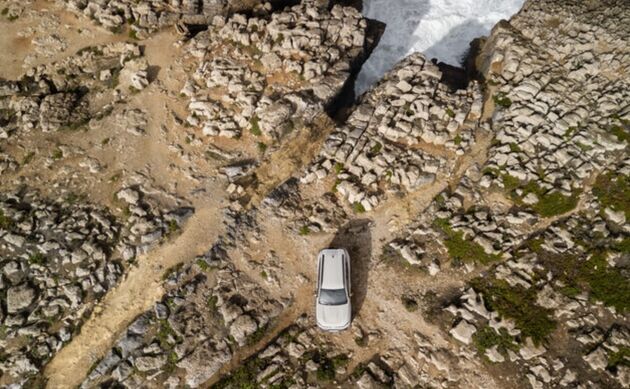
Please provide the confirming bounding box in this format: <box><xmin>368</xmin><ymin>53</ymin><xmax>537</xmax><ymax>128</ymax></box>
<box><xmin>44</xmin><ymin>196</ymin><xmax>225</xmax><ymax>388</ymax></box>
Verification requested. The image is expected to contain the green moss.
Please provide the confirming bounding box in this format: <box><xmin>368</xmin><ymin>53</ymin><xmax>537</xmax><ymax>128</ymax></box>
<box><xmin>214</xmin><ymin>355</ymin><xmax>264</xmax><ymax>389</ymax></box>
<box><xmin>247</xmin><ymin>323</ymin><xmax>268</xmax><ymax>345</ymax></box>
<box><xmin>128</xmin><ymin>29</ymin><xmax>139</xmax><ymax>40</ymax></box>
<box><xmin>164</xmin><ymin>351</ymin><xmax>178</xmax><ymax>374</ymax></box>
<box><xmin>352</xmin><ymin>202</ymin><xmax>366</xmax><ymax>214</ymax></box>
<box><xmin>0</xmin><ymin>210</ymin><xmax>14</xmax><ymax>230</ymax></box>
<box><xmin>608</xmin><ymin>124</ymin><xmax>629</xmax><ymax>143</ymax></box>
<box><xmin>52</xmin><ymin>149</ymin><xmax>63</xmax><ymax>160</ymax></box>
<box><xmin>470</xmin><ymin>278</ymin><xmax>556</xmax><ymax>345</ymax></box>
<box><xmin>502</xmin><ymin>176</ymin><xmax>579</xmax><ymax>217</ymax></box>
<box><xmin>162</xmin><ymin>263</ymin><xmax>184</xmax><ymax>280</ymax></box>
<box><xmin>369</xmin><ymin>141</ymin><xmax>383</xmax><ymax>155</ymax></box>
<box><xmin>250</xmin><ymin>116</ymin><xmax>262</xmax><ymax>136</ymax></box>
<box><xmin>509</xmin><ymin>143</ymin><xmax>521</xmax><ymax>153</ymax></box>
<box><xmin>196</xmin><ymin>258</ymin><xmax>210</xmax><ymax>271</ymax></box>
<box><xmin>433</xmin><ymin>218</ymin><xmax>500</xmax><ymax>265</ymax></box>
<box><xmin>593</xmin><ymin>172</ymin><xmax>630</xmax><ymax>220</ymax></box>
<box><xmin>298</xmin><ymin>225</ymin><xmax>310</xmax><ymax>236</ymax></box>
<box><xmin>564</xmin><ymin>126</ymin><xmax>578</xmax><ymax>139</ymax></box>
<box><xmin>582</xmin><ymin>253</ymin><xmax>630</xmax><ymax>312</ymax></box>
<box><xmin>501</xmin><ymin>174</ymin><xmax>521</xmax><ymax>193</ymax></box>
<box><xmin>207</xmin><ymin>295</ymin><xmax>218</xmax><ymax>311</ymax></box>
<box><xmin>156</xmin><ymin>319</ymin><xmax>181</xmax><ymax>350</ymax></box>
<box><xmin>167</xmin><ymin>220</ymin><xmax>179</xmax><ymax>234</ymax></box>
<box><xmin>331</xmin><ymin>179</ymin><xmax>341</xmax><ymax>193</ymax></box>
<box><xmin>607</xmin><ymin>347</ymin><xmax>630</xmax><ymax>370</ymax></box>
<box><xmin>22</xmin><ymin>151</ymin><xmax>35</xmax><ymax>165</ymax></box>
<box><xmin>473</xmin><ymin>326</ymin><xmax>518</xmax><ymax>357</ymax></box>
<box><xmin>28</xmin><ymin>253</ymin><xmax>47</xmax><ymax>265</ymax></box>
<box><xmin>493</xmin><ymin>92</ymin><xmax>512</xmax><ymax>108</ymax></box>
<box><xmin>532</xmin><ymin>191</ymin><xmax>579</xmax><ymax>218</ymax></box>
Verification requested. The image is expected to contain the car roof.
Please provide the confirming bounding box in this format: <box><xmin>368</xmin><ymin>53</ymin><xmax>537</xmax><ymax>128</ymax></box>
<box><xmin>319</xmin><ymin>249</ymin><xmax>346</xmax><ymax>290</ymax></box>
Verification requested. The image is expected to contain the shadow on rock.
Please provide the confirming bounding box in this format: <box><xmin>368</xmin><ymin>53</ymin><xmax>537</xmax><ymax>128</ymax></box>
<box><xmin>327</xmin><ymin>218</ymin><xmax>372</xmax><ymax>318</ymax></box>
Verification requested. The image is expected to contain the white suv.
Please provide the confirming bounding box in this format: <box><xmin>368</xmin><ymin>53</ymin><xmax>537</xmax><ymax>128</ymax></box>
<box><xmin>315</xmin><ymin>249</ymin><xmax>351</xmax><ymax>331</ymax></box>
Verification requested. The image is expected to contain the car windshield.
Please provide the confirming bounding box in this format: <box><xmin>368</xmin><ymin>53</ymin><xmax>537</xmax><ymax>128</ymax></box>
<box><xmin>318</xmin><ymin>288</ymin><xmax>347</xmax><ymax>305</ymax></box>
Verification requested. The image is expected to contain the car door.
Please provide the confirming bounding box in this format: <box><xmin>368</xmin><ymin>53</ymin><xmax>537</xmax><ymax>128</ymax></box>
<box><xmin>344</xmin><ymin>255</ymin><xmax>351</xmax><ymax>297</ymax></box>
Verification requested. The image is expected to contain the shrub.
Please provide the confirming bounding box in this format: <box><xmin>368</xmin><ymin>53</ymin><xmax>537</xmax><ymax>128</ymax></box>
<box><xmin>593</xmin><ymin>172</ymin><xmax>629</xmax><ymax>220</ymax></box>
<box><xmin>493</xmin><ymin>92</ymin><xmax>512</xmax><ymax>108</ymax></box>
<box><xmin>28</xmin><ymin>253</ymin><xmax>47</xmax><ymax>265</ymax></box>
<box><xmin>401</xmin><ymin>296</ymin><xmax>418</xmax><ymax>312</ymax></box>
<box><xmin>433</xmin><ymin>218</ymin><xmax>500</xmax><ymax>265</ymax></box>
<box><xmin>298</xmin><ymin>225</ymin><xmax>310</xmax><ymax>236</ymax></box>
<box><xmin>473</xmin><ymin>326</ymin><xmax>518</xmax><ymax>356</ymax></box>
<box><xmin>257</xmin><ymin>142</ymin><xmax>267</xmax><ymax>153</ymax></box>
<box><xmin>470</xmin><ymin>278</ymin><xmax>556</xmax><ymax>345</ymax></box>
<box><xmin>532</xmin><ymin>191</ymin><xmax>579</xmax><ymax>217</ymax></box>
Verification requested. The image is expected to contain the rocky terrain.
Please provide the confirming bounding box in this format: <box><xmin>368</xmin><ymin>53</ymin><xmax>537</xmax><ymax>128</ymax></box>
<box><xmin>0</xmin><ymin>0</ymin><xmax>628</xmax><ymax>388</ymax></box>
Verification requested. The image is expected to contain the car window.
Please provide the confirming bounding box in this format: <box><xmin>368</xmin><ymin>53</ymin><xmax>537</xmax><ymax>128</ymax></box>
<box><xmin>318</xmin><ymin>289</ymin><xmax>347</xmax><ymax>305</ymax></box>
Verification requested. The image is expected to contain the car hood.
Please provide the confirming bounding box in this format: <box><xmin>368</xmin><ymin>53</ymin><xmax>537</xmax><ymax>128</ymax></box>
<box><xmin>316</xmin><ymin>302</ymin><xmax>351</xmax><ymax>330</ymax></box>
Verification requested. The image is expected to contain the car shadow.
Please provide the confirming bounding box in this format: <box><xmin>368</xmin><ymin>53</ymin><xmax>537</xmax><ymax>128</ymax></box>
<box><xmin>327</xmin><ymin>218</ymin><xmax>372</xmax><ymax>318</ymax></box>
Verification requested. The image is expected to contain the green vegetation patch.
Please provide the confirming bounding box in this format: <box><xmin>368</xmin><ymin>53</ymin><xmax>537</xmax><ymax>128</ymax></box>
<box><xmin>247</xmin><ymin>323</ymin><xmax>269</xmax><ymax>345</ymax></box>
<box><xmin>352</xmin><ymin>201</ymin><xmax>366</xmax><ymax>214</ymax></box>
<box><xmin>316</xmin><ymin>354</ymin><xmax>349</xmax><ymax>382</ymax></box>
<box><xmin>493</xmin><ymin>92</ymin><xmax>512</xmax><ymax>108</ymax></box>
<box><xmin>608</xmin><ymin>347</ymin><xmax>630</xmax><ymax>371</ymax></box>
<box><xmin>28</xmin><ymin>253</ymin><xmax>47</xmax><ymax>265</ymax></box>
<box><xmin>298</xmin><ymin>225</ymin><xmax>310</xmax><ymax>236</ymax></box>
<box><xmin>52</xmin><ymin>149</ymin><xmax>63</xmax><ymax>160</ymax></box>
<box><xmin>128</xmin><ymin>29</ymin><xmax>139</xmax><ymax>40</ymax></box>
<box><xmin>0</xmin><ymin>210</ymin><xmax>14</xmax><ymax>230</ymax></box>
<box><xmin>470</xmin><ymin>278</ymin><xmax>556</xmax><ymax>345</ymax></box>
<box><xmin>214</xmin><ymin>356</ymin><xmax>262</xmax><ymax>389</ymax></box>
<box><xmin>608</xmin><ymin>115</ymin><xmax>629</xmax><ymax>143</ymax></box>
<box><xmin>250</xmin><ymin>116</ymin><xmax>262</xmax><ymax>136</ymax></box>
<box><xmin>473</xmin><ymin>326</ymin><xmax>518</xmax><ymax>357</ymax></box>
<box><xmin>156</xmin><ymin>319</ymin><xmax>181</xmax><ymax>350</ymax></box>
<box><xmin>433</xmin><ymin>218</ymin><xmax>500</xmax><ymax>265</ymax></box>
<box><xmin>501</xmin><ymin>175</ymin><xmax>579</xmax><ymax>217</ymax></box>
<box><xmin>196</xmin><ymin>258</ymin><xmax>210</xmax><ymax>271</ymax></box>
<box><xmin>593</xmin><ymin>171</ymin><xmax>630</xmax><ymax>220</ymax></box>
<box><xmin>368</xmin><ymin>141</ymin><xmax>383</xmax><ymax>155</ymax></box>
<box><xmin>585</xmin><ymin>254</ymin><xmax>630</xmax><ymax>312</ymax></box>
